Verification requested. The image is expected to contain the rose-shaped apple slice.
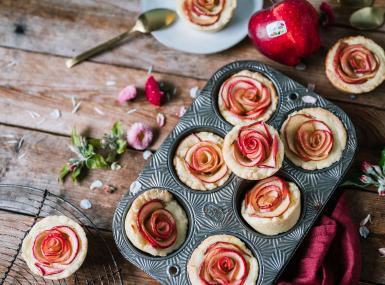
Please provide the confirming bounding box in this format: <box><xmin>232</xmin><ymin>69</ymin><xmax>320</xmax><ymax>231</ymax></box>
<box><xmin>183</xmin><ymin>0</ymin><xmax>223</xmax><ymax>26</ymax></box>
<box><xmin>137</xmin><ymin>200</ymin><xmax>177</xmax><ymax>249</ymax></box>
<box><xmin>184</xmin><ymin>141</ymin><xmax>228</xmax><ymax>183</ymax></box>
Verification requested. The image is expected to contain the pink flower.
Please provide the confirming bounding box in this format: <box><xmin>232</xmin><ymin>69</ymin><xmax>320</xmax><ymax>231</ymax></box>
<box><xmin>156</xmin><ymin>113</ymin><xmax>166</xmax><ymax>127</ymax></box>
<box><xmin>320</xmin><ymin>2</ymin><xmax>335</xmax><ymax>28</ymax></box>
<box><xmin>118</xmin><ymin>85</ymin><xmax>137</xmax><ymax>104</ymax></box>
<box><xmin>359</xmin><ymin>175</ymin><xmax>371</xmax><ymax>184</ymax></box>
<box><xmin>127</xmin><ymin>122</ymin><xmax>153</xmax><ymax>150</ymax></box>
<box><xmin>361</xmin><ymin>161</ymin><xmax>374</xmax><ymax>175</ymax></box>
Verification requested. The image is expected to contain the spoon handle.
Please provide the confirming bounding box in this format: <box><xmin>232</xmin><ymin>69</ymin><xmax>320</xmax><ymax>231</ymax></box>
<box><xmin>66</xmin><ymin>30</ymin><xmax>138</xmax><ymax>68</ymax></box>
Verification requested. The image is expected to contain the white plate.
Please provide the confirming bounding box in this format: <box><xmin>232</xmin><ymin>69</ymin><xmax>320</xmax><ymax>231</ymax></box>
<box><xmin>140</xmin><ymin>0</ymin><xmax>263</xmax><ymax>54</ymax></box>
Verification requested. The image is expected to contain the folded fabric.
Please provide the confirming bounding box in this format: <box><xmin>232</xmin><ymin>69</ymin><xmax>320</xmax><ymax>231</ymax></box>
<box><xmin>278</xmin><ymin>192</ymin><xmax>361</xmax><ymax>285</ymax></box>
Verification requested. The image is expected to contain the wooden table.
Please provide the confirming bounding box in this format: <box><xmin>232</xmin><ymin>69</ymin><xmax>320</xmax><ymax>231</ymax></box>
<box><xmin>0</xmin><ymin>1</ymin><xmax>384</xmax><ymax>284</ymax></box>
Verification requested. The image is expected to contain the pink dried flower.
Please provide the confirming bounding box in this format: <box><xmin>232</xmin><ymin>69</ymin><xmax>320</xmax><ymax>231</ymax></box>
<box><xmin>127</xmin><ymin>122</ymin><xmax>153</xmax><ymax>150</ymax></box>
<box><xmin>361</xmin><ymin>161</ymin><xmax>374</xmax><ymax>175</ymax></box>
<box><xmin>118</xmin><ymin>85</ymin><xmax>137</xmax><ymax>104</ymax></box>
<box><xmin>320</xmin><ymin>2</ymin><xmax>335</xmax><ymax>28</ymax></box>
<box><xmin>359</xmin><ymin>175</ymin><xmax>372</xmax><ymax>184</ymax></box>
<box><xmin>156</xmin><ymin>113</ymin><xmax>166</xmax><ymax>127</ymax></box>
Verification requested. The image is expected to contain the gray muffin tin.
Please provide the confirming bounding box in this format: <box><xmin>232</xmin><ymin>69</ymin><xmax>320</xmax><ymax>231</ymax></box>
<box><xmin>113</xmin><ymin>61</ymin><xmax>357</xmax><ymax>285</ymax></box>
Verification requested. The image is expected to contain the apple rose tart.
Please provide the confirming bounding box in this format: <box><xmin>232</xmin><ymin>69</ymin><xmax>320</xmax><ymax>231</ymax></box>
<box><xmin>125</xmin><ymin>189</ymin><xmax>188</xmax><ymax>256</ymax></box>
<box><xmin>326</xmin><ymin>36</ymin><xmax>385</xmax><ymax>94</ymax></box>
<box><xmin>241</xmin><ymin>176</ymin><xmax>301</xmax><ymax>235</ymax></box>
<box><xmin>188</xmin><ymin>235</ymin><xmax>258</xmax><ymax>285</ymax></box>
<box><xmin>173</xmin><ymin>132</ymin><xmax>231</xmax><ymax>191</ymax></box>
<box><xmin>280</xmin><ymin>107</ymin><xmax>347</xmax><ymax>170</ymax></box>
<box><xmin>177</xmin><ymin>0</ymin><xmax>237</xmax><ymax>32</ymax></box>
<box><xmin>223</xmin><ymin>122</ymin><xmax>284</xmax><ymax>180</ymax></box>
<box><xmin>218</xmin><ymin>70</ymin><xmax>278</xmax><ymax>126</ymax></box>
<box><xmin>21</xmin><ymin>216</ymin><xmax>88</xmax><ymax>280</ymax></box>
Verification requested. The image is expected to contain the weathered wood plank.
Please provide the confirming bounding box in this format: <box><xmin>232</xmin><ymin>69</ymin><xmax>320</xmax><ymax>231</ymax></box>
<box><xmin>1</xmin><ymin>2</ymin><xmax>385</xmax><ymax>109</ymax></box>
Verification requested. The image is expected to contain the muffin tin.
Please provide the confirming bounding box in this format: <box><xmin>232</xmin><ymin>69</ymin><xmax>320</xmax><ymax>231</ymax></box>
<box><xmin>112</xmin><ymin>61</ymin><xmax>357</xmax><ymax>285</ymax></box>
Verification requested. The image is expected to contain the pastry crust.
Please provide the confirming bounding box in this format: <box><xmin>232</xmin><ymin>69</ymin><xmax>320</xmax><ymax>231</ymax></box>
<box><xmin>187</xmin><ymin>235</ymin><xmax>258</xmax><ymax>285</ymax></box>
<box><xmin>223</xmin><ymin>124</ymin><xmax>284</xmax><ymax>180</ymax></box>
<box><xmin>218</xmin><ymin>70</ymin><xmax>278</xmax><ymax>126</ymax></box>
<box><xmin>280</xmin><ymin>107</ymin><xmax>347</xmax><ymax>170</ymax></box>
<box><xmin>241</xmin><ymin>182</ymin><xmax>301</xmax><ymax>235</ymax></box>
<box><xmin>22</xmin><ymin>216</ymin><xmax>88</xmax><ymax>280</ymax></box>
<box><xmin>325</xmin><ymin>36</ymin><xmax>385</xmax><ymax>94</ymax></box>
<box><xmin>173</xmin><ymin>132</ymin><xmax>231</xmax><ymax>191</ymax></box>
<box><xmin>177</xmin><ymin>0</ymin><xmax>237</xmax><ymax>32</ymax></box>
<box><xmin>125</xmin><ymin>189</ymin><xmax>188</xmax><ymax>256</ymax></box>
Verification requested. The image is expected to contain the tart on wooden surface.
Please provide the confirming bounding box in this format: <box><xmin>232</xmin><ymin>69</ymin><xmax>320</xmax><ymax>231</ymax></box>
<box><xmin>241</xmin><ymin>176</ymin><xmax>301</xmax><ymax>235</ymax></box>
<box><xmin>187</xmin><ymin>234</ymin><xmax>258</xmax><ymax>285</ymax></box>
<box><xmin>325</xmin><ymin>36</ymin><xmax>385</xmax><ymax>94</ymax></box>
<box><xmin>177</xmin><ymin>0</ymin><xmax>237</xmax><ymax>32</ymax></box>
<box><xmin>223</xmin><ymin>122</ymin><xmax>284</xmax><ymax>180</ymax></box>
<box><xmin>280</xmin><ymin>107</ymin><xmax>347</xmax><ymax>170</ymax></box>
<box><xmin>173</xmin><ymin>132</ymin><xmax>231</xmax><ymax>191</ymax></box>
<box><xmin>22</xmin><ymin>216</ymin><xmax>88</xmax><ymax>280</ymax></box>
<box><xmin>218</xmin><ymin>70</ymin><xmax>278</xmax><ymax>126</ymax></box>
<box><xmin>125</xmin><ymin>189</ymin><xmax>188</xmax><ymax>256</ymax></box>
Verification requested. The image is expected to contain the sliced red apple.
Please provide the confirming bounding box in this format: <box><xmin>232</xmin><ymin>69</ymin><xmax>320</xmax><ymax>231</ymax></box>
<box><xmin>52</xmin><ymin>226</ymin><xmax>79</xmax><ymax>265</ymax></box>
<box><xmin>183</xmin><ymin>1</ymin><xmax>220</xmax><ymax>26</ymax></box>
<box><xmin>191</xmin><ymin>0</ymin><xmax>225</xmax><ymax>16</ymax></box>
<box><xmin>282</xmin><ymin>114</ymin><xmax>313</xmax><ymax>158</ymax></box>
<box><xmin>35</xmin><ymin>263</ymin><xmax>64</xmax><ymax>276</ymax></box>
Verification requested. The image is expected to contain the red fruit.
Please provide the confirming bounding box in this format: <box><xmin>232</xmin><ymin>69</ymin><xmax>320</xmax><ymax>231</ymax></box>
<box><xmin>145</xmin><ymin>76</ymin><xmax>165</xmax><ymax>106</ymax></box>
<box><xmin>248</xmin><ymin>0</ymin><xmax>320</xmax><ymax>66</ymax></box>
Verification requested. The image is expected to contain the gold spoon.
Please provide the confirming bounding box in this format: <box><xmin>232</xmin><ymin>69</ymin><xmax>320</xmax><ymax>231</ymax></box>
<box><xmin>350</xmin><ymin>6</ymin><xmax>385</xmax><ymax>30</ymax></box>
<box><xmin>66</xmin><ymin>8</ymin><xmax>177</xmax><ymax>68</ymax></box>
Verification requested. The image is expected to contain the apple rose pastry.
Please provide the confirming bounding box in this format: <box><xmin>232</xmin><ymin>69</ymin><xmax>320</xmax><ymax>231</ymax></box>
<box><xmin>326</xmin><ymin>36</ymin><xmax>385</xmax><ymax>94</ymax></box>
<box><xmin>173</xmin><ymin>132</ymin><xmax>231</xmax><ymax>191</ymax></box>
<box><xmin>218</xmin><ymin>70</ymin><xmax>278</xmax><ymax>125</ymax></box>
<box><xmin>177</xmin><ymin>0</ymin><xmax>237</xmax><ymax>32</ymax></box>
<box><xmin>21</xmin><ymin>216</ymin><xmax>88</xmax><ymax>280</ymax></box>
<box><xmin>188</xmin><ymin>235</ymin><xmax>258</xmax><ymax>285</ymax></box>
<box><xmin>125</xmin><ymin>189</ymin><xmax>188</xmax><ymax>256</ymax></box>
<box><xmin>223</xmin><ymin>122</ymin><xmax>284</xmax><ymax>180</ymax></box>
<box><xmin>281</xmin><ymin>107</ymin><xmax>347</xmax><ymax>170</ymax></box>
<box><xmin>241</xmin><ymin>176</ymin><xmax>301</xmax><ymax>235</ymax></box>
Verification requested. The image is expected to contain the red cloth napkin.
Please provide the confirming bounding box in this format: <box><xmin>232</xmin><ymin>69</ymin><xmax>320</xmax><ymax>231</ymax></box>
<box><xmin>277</xmin><ymin>193</ymin><xmax>361</xmax><ymax>285</ymax></box>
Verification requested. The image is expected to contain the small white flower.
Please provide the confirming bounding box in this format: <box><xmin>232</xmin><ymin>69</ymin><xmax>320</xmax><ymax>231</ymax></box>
<box><xmin>378</xmin><ymin>248</ymin><xmax>385</xmax><ymax>257</ymax></box>
<box><xmin>130</xmin><ymin>180</ymin><xmax>141</xmax><ymax>194</ymax></box>
<box><xmin>190</xmin><ymin>86</ymin><xmax>199</xmax><ymax>99</ymax></box>
<box><xmin>178</xmin><ymin>106</ymin><xmax>187</xmax><ymax>118</ymax></box>
<box><xmin>111</xmin><ymin>162</ymin><xmax>121</xmax><ymax>171</ymax></box>
<box><xmin>156</xmin><ymin>113</ymin><xmax>166</xmax><ymax>127</ymax></box>
<box><xmin>143</xmin><ymin>150</ymin><xmax>152</xmax><ymax>160</ymax></box>
<box><xmin>80</xmin><ymin>199</ymin><xmax>92</xmax><ymax>209</ymax></box>
<box><xmin>90</xmin><ymin>180</ymin><xmax>103</xmax><ymax>191</ymax></box>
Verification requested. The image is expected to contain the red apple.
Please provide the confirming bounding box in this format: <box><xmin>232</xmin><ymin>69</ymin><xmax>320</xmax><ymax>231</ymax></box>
<box><xmin>248</xmin><ymin>0</ymin><xmax>321</xmax><ymax>66</ymax></box>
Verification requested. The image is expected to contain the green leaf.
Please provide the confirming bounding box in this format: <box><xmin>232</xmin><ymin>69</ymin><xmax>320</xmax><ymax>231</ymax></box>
<box><xmin>379</xmin><ymin>148</ymin><xmax>385</xmax><ymax>168</ymax></box>
<box><xmin>116</xmin><ymin>139</ymin><xmax>127</xmax><ymax>154</ymax></box>
<box><xmin>84</xmin><ymin>143</ymin><xmax>95</xmax><ymax>157</ymax></box>
<box><xmin>71</xmin><ymin>129</ymin><xmax>82</xmax><ymax>147</ymax></box>
<box><xmin>59</xmin><ymin>164</ymin><xmax>70</xmax><ymax>181</ymax></box>
<box><xmin>340</xmin><ymin>180</ymin><xmax>368</xmax><ymax>190</ymax></box>
<box><xmin>71</xmin><ymin>166</ymin><xmax>82</xmax><ymax>182</ymax></box>
<box><xmin>86</xmin><ymin>154</ymin><xmax>107</xmax><ymax>169</ymax></box>
<box><xmin>88</xmin><ymin>138</ymin><xmax>101</xmax><ymax>148</ymax></box>
<box><xmin>106</xmin><ymin>152</ymin><xmax>118</xmax><ymax>163</ymax></box>
<box><xmin>112</xmin><ymin>121</ymin><xmax>123</xmax><ymax>137</ymax></box>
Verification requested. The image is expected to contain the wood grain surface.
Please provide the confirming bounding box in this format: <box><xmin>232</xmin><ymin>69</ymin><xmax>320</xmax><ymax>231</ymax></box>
<box><xmin>0</xmin><ymin>0</ymin><xmax>384</xmax><ymax>284</ymax></box>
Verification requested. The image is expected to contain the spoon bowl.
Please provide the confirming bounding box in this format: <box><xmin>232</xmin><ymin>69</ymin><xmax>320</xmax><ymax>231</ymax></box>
<box><xmin>350</xmin><ymin>6</ymin><xmax>385</xmax><ymax>30</ymax></box>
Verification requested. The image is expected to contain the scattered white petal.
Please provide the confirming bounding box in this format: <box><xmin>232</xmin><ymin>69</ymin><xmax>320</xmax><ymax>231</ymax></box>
<box><xmin>18</xmin><ymin>152</ymin><xmax>27</xmax><ymax>160</ymax></box>
<box><xmin>190</xmin><ymin>86</ymin><xmax>199</xmax><ymax>99</ymax></box>
<box><xmin>71</xmin><ymin>96</ymin><xmax>77</xmax><ymax>108</ymax></box>
<box><xmin>360</xmin><ymin>214</ymin><xmax>372</xmax><ymax>226</ymax></box>
<box><xmin>307</xmin><ymin>83</ymin><xmax>316</xmax><ymax>91</ymax></box>
<box><xmin>126</xmin><ymin>108</ymin><xmax>137</xmax><ymax>115</ymax></box>
<box><xmin>80</xmin><ymin>199</ymin><xmax>92</xmax><ymax>209</ymax></box>
<box><xmin>94</xmin><ymin>107</ymin><xmax>105</xmax><ymax>115</ymax></box>
<box><xmin>36</xmin><ymin>118</ymin><xmax>46</xmax><ymax>126</ymax></box>
<box><xmin>172</xmin><ymin>87</ymin><xmax>177</xmax><ymax>97</ymax></box>
<box><xmin>17</xmin><ymin>136</ymin><xmax>24</xmax><ymax>153</ymax></box>
<box><xmin>90</xmin><ymin>179</ymin><xmax>103</xmax><ymax>191</ymax></box>
<box><xmin>111</xmin><ymin>162</ymin><xmax>121</xmax><ymax>171</ymax></box>
<box><xmin>6</xmin><ymin>60</ymin><xmax>16</xmax><ymax>68</ymax></box>
<box><xmin>106</xmin><ymin>80</ymin><xmax>116</xmax><ymax>86</ymax></box>
<box><xmin>178</xmin><ymin>106</ymin><xmax>187</xmax><ymax>118</ymax></box>
<box><xmin>50</xmin><ymin>109</ymin><xmax>61</xmax><ymax>119</ymax></box>
<box><xmin>72</xmin><ymin>102</ymin><xmax>82</xmax><ymax>114</ymax></box>
<box><xmin>147</xmin><ymin>65</ymin><xmax>153</xmax><ymax>75</ymax></box>
<box><xmin>295</xmin><ymin>63</ymin><xmax>306</xmax><ymax>71</ymax></box>
<box><xmin>4</xmin><ymin>140</ymin><xmax>18</xmax><ymax>144</ymax></box>
<box><xmin>359</xmin><ymin>225</ymin><xmax>370</xmax><ymax>238</ymax></box>
<box><xmin>301</xmin><ymin>95</ymin><xmax>317</xmax><ymax>104</ymax></box>
<box><xmin>130</xmin><ymin>180</ymin><xmax>141</xmax><ymax>194</ymax></box>
<box><xmin>143</xmin><ymin>150</ymin><xmax>152</xmax><ymax>160</ymax></box>
<box><xmin>0</xmin><ymin>134</ymin><xmax>15</xmax><ymax>138</ymax></box>
<box><xmin>156</xmin><ymin>113</ymin><xmax>165</xmax><ymax>127</ymax></box>
<box><xmin>27</xmin><ymin>110</ymin><xmax>40</xmax><ymax>119</ymax></box>
<box><xmin>379</xmin><ymin>248</ymin><xmax>385</xmax><ymax>257</ymax></box>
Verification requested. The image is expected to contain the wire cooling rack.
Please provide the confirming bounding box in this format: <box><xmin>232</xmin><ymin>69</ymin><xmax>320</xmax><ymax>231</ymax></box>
<box><xmin>0</xmin><ymin>184</ymin><xmax>123</xmax><ymax>285</ymax></box>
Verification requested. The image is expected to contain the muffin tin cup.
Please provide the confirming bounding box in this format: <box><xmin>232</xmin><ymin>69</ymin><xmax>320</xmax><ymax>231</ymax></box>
<box><xmin>113</xmin><ymin>60</ymin><xmax>357</xmax><ymax>285</ymax></box>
